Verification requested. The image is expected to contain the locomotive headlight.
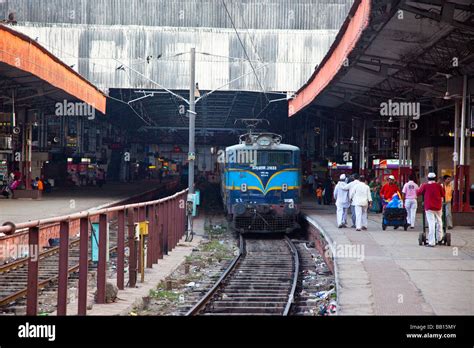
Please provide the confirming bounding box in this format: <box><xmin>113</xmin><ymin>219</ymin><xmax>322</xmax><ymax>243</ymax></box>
<box><xmin>235</xmin><ymin>203</ymin><xmax>246</xmax><ymax>216</ymax></box>
<box><xmin>241</xmin><ymin>183</ymin><xmax>247</xmax><ymax>192</ymax></box>
<box><xmin>282</xmin><ymin>183</ymin><xmax>288</xmax><ymax>192</ymax></box>
<box><xmin>257</xmin><ymin>136</ymin><xmax>271</xmax><ymax>146</ymax></box>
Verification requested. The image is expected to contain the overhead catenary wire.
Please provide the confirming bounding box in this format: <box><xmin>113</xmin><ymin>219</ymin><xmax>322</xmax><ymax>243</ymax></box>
<box><xmin>196</xmin><ymin>51</ymin><xmax>261</xmax><ymax>64</ymax></box>
<box><xmin>30</xmin><ymin>35</ymin><xmax>278</xmax><ymax>100</ymax></box>
<box><xmin>221</xmin><ymin>0</ymin><xmax>269</xmax><ymax>104</ymax></box>
<box><xmin>106</xmin><ymin>94</ymin><xmax>152</xmax><ymax>126</ymax></box>
<box><xmin>113</xmin><ymin>58</ymin><xmax>189</xmax><ymax>104</ymax></box>
<box><xmin>236</xmin><ymin>1</ymin><xmax>264</xmax><ymax>64</ymax></box>
<box><xmin>34</xmin><ymin>36</ymin><xmax>190</xmax><ymax>68</ymax></box>
<box><xmin>28</xmin><ymin>33</ymin><xmax>280</xmax><ymax>126</ymax></box>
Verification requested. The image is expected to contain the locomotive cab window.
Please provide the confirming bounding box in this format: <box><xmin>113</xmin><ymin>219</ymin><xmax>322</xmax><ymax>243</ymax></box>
<box><xmin>257</xmin><ymin>151</ymin><xmax>293</xmax><ymax>166</ymax></box>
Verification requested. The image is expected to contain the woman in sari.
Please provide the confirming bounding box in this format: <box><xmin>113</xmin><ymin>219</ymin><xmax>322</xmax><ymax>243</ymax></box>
<box><xmin>369</xmin><ymin>177</ymin><xmax>382</xmax><ymax>213</ymax></box>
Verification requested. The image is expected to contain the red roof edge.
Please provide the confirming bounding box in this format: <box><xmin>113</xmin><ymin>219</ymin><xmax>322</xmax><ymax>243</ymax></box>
<box><xmin>288</xmin><ymin>0</ymin><xmax>371</xmax><ymax>117</ymax></box>
<box><xmin>0</xmin><ymin>24</ymin><xmax>106</xmax><ymax>113</ymax></box>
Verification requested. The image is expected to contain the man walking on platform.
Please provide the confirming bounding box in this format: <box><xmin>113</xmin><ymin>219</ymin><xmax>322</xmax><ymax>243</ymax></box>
<box><xmin>333</xmin><ymin>174</ymin><xmax>350</xmax><ymax>228</ymax></box>
<box><xmin>350</xmin><ymin>175</ymin><xmax>372</xmax><ymax>231</ymax></box>
<box><xmin>306</xmin><ymin>172</ymin><xmax>315</xmax><ymax>195</ymax></box>
<box><xmin>442</xmin><ymin>175</ymin><xmax>454</xmax><ymax>229</ymax></box>
<box><xmin>402</xmin><ymin>174</ymin><xmax>419</xmax><ymax>229</ymax></box>
<box><xmin>343</xmin><ymin>174</ymin><xmax>361</xmax><ymax>228</ymax></box>
<box><xmin>417</xmin><ymin>172</ymin><xmax>445</xmax><ymax>247</ymax></box>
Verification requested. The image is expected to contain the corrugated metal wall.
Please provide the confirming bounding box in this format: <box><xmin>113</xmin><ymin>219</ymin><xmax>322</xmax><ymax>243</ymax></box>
<box><xmin>4</xmin><ymin>0</ymin><xmax>353</xmax><ymax>92</ymax></box>
<box><xmin>5</xmin><ymin>0</ymin><xmax>351</xmax><ymax>29</ymax></box>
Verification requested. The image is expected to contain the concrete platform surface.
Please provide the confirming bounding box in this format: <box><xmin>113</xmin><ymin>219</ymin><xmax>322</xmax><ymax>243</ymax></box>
<box><xmin>86</xmin><ymin>236</ymin><xmax>201</xmax><ymax>316</ymax></box>
<box><xmin>302</xmin><ymin>200</ymin><xmax>474</xmax><ymax>315</ymax></box>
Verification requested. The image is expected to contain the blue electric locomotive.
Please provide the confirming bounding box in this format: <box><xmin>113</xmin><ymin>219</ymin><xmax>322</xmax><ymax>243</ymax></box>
<box><xmin>220</xmin><ymin>132</ymin><xmax>301</xmax><ymax>234</ymax></box>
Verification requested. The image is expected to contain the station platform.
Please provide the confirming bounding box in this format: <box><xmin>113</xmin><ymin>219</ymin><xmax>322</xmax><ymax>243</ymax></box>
<box><xmin>302</xmin><ymin>200</ymin><xmax>474</xmax><ymax>315</ymax></box>
<box><xmin>0</xmin><ymin>180</ymin><xmax>170</xmax><ymax>225</ymax></box>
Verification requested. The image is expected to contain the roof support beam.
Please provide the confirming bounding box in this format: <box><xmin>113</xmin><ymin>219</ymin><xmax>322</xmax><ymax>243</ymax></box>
<box><xmin>141</xmin><ymin>126</ymin><xmax>247</xmax><ymax>132</ymax></box>
<box><xmin>408</xmin><ymin>0</ymin><xmax>472</xmax><ymax>12</ymax></box>
<box><xmin>399</xmin><ymin>2</ymin><xmax>474</xmax><ymax>33</ymax></box>
<box><xmin>352</xmin><ymin>63</ymin><xmax>389</xmax><ymax>77</ymax></box>
<box><xmin>387</xmin><ymin>75</ymin><xmax>444</xmax><ymax>94</ymax></box>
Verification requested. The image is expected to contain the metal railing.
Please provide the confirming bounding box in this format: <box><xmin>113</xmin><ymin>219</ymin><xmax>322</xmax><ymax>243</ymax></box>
<box><xmin>0</xmin><ymin>187</ymin><xmax>188</xmax><ymax>316</ymax></box>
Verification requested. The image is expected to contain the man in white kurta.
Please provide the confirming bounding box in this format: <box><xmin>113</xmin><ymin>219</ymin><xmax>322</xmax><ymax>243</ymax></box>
<box><xmin>333</xmin><ymin>174</ymin><xmax>350</xmax><ymax>228</ymax></box>
<box><xmin>350</xmin><ymin>176</ymin><xmax>373</xmax><ymax>231</ymax></box>
<box><xmin>342</xmin><ymin>174</ymin><xmax>360</xmax><ymax>228</ymax></box>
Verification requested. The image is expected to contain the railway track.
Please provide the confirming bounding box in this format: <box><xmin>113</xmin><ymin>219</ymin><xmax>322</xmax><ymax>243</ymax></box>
<box><xmin>186</xmin><ymin>235</ymin><xmax>299</xmax><ymax>316</ymax></box>
<box><xmin>0</xmin><ymin>220</ymin><xmax>119</xmax><ymax>311</ymax></box>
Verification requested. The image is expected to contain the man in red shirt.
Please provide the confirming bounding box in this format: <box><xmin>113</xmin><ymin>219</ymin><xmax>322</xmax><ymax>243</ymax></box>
<box><xmin>417</xmin><ymin>172</ymin><xmax>445</xmax><ymax>247</ymax></box>
<box><xmin>380</xmin><ymin>175</ymin><xmax>399</xmax><ymax>209</ymax></box>
<box><xmin>12</xmin><ymin>168</ymin><xmax>21</xmax><ymax>181</ymax></box>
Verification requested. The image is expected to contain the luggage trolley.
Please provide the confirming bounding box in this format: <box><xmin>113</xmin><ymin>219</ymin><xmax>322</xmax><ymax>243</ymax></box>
<box><xmin>418</xmin><ymin>197</ymin><xmax>451</xmax><ymax>246</ymax></box>
<box><xmin>381</xmin><ymin>193</ymin><xmax>409</xmax><ymax>231</ymax></box>
<box><xmin>382</xmin><ymin>207</ymin><xmax>409</xmax><ymax>230</ymax></box>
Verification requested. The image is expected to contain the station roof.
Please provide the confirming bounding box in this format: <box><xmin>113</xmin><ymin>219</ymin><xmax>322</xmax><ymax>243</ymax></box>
<box><xmin>107</xmin><ymin>88</ymin><xmax>289</xmax><ymax>145</ymax></box>
<box><xmin>289</xmin><ymin>0</ymin><xmax>474</xmax><ymax>118</ymax></box>
<box><xmin>0</xmin><ymin>24</ymin><xmax>106</xmax><ymax>113</ymax></box>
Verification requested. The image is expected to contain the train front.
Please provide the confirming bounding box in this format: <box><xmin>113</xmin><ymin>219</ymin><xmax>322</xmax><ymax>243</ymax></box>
<box><xmin>223</xmin><ymin>133</ymin><xmax>301</xmax><ymax>234</ymax></box>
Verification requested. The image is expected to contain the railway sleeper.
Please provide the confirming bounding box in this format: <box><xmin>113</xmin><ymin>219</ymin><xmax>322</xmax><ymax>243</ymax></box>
<box><xmin>217</xmin><ymin>296</ymin><xmax>289</xmax><ymax>301</ymax></box>
<box><xmin>226</xmin><ymin>281</ymin><xmax>291</xmax><ymax>287</ymax></box>
<box><xmin>234</xmin><ymin>268</ymin><xmax>293</xmax><ymax>273</ymax></box>
<box><xmin>207</xmin><ymin>306</ymin><xmax>285</xmax><ymax>314</ymax></box>
<box><xmin>211</xmin><ymin>301</ymin><xmax>288</xmax><ymax>308</ymax></box>
<box><xmin>218</xmin><ymin>294</ymin><xmax>289</xmax><ymax>299</ymax></box>
<box><xmin>219</xmin><ymin>287</ymin><xmax>290</xmax><ymax>291</ymax></box>
<box><xmin>202</xmin><ymin>312</ymin><xmax>277</xmax><ymax>316</ymax></box>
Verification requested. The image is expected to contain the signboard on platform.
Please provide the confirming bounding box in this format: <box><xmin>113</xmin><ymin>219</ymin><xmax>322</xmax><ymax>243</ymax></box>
<box><xmin>137</xmin><ymin>221</ymin><xmax>149</xmax><ymax>236</ymax></box>
<box><xmin>0</xmin><ymin>160</ymin><xmax>7</xmax><ymax>181</ymax></box>
<box><xmin>327</xmin><ymin>161</ymin><xmax>352</xmax><ymax>169</ymax></box>
<box><xmin>373</xmin><ymin>159</ymin><xmax>412</xmax><ymax>169</ymax></box>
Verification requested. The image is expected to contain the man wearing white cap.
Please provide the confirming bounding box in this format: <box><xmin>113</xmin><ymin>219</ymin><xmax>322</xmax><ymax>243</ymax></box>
<box><xmin>333</xmin><ymin>174</ymin><xmax>350</xmax><ymax>228</ymax></box>
<box><xmin>380</xmin><ymin>175</ymin><xmax>400</xmax><ymax>210</ymax></box>
<box><xmin>343</xmin><ymin>173</ymin><xmax>361</xmax><ymax>227</ymax></box>
<box><xmin>417</xmin><ymin>172</ymin><xmax>445</xmax><ymax>247</ymax></box>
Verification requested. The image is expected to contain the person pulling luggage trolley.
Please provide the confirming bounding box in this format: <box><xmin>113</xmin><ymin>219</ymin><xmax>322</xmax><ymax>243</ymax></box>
<box><xmin>416</xmin><ymin>172</ymin><xmax>449</xmax><ymax>247</ymax></box>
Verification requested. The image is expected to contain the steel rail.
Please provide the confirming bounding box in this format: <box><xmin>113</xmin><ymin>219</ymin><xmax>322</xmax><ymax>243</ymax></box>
<box><xmin>185</xmin><ymin>235</ymin><xmax>244</xmax><ymax>316</ymax></box>
<box><xmin>0</xmin><ymin>243</ymin><xmax>119</xmax><ymax>307</ymax></box>
<box><xmin>283</xmin><ymin>236</ymin><xmax>299</xmax><ymax>316</ymax></box>
<box><xmin>187</xmin><ymin>235</ymin><xmax>299</xmax><ymax>316</ymax></box>
<box><xmin>0</xmin><ymin>239</ymin><xmax>80</xmax><ymax>274</ymax></box>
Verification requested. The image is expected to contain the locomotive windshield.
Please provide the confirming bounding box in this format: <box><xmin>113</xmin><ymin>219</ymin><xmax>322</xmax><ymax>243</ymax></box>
<box><xmin>227</xmin><ymin>150</ymin><xmax>295</xmax><ymax>167</ymax></box>
<box><xmin>257</xmin><ymin>151</ymin><xmax>293</xmax><ymax>166</ymax></box>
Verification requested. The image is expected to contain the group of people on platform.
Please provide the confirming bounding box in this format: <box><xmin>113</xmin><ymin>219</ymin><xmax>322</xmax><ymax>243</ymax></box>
<box><xmin>68</xmin><ymin>167</ymin><xmax>106</xmax><ymax>187</ymax></box>
<box><xmin>1</xmin><ymin>170</ymin><xmax>53</xmax><ymax>198</ymax></box>
<box><xmin>333</xmin><ymin>173</ymin><xmax>372</xmax><ymax>231</ymax></box>
<box><xmin>307</xmin><ymin>171</ymin><xmax>454</xmax><ymax>247</ymax></box>
<box><xmin>306</xmin><ymin>173</ymin><xmax>334</xmax><ymax>205</ymax></box>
